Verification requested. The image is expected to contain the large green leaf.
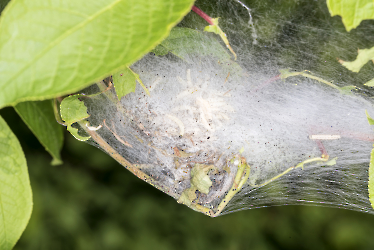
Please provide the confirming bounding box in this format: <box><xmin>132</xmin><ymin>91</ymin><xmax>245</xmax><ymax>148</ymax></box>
<box><xmin>327</xmin><ymin>0</ymin><xmax>374</xmax><ymax>31</ymax></box>
<box><xmin>0</xmin><ymin>0</ymin><xmax>195</xmax><ymax>109</ymax></box>
<box><xmin>0</xmin><ymin>115</ymin><xmax>32</xmax><ymax>250</ymax></box>
<box><xmin>14</xmin><ymin>100</ymin><xmax>64</xmax><ymax>165</ymax></box>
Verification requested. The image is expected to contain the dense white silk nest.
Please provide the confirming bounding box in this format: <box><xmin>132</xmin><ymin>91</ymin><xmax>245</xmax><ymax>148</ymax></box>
<box><xmin>81</xmin><ymin>0</ymin><xmax>374</xmax><ymax>215</ymax></box>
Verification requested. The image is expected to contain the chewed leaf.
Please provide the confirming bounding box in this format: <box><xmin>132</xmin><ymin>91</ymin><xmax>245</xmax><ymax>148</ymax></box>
<box><xmin>366</xmin><ymin>110</ymin><xmax>374</xmax><ymax>126</ymax></box>
<box><xmin>204</xmin><ymin>18</ymin><xmax>237</xmax><ymax>60</ymax></box>
<box><xmin>369</xmin><ymin>148</ymin><xmax>374</xmax><ymax>210</ymax></box>
<box><xmin>327</xmin><ymin>0</ymin><xmax>374</xmax><ymax>31</ymax></box>
<box><xmin>60</xmin><ymin>95</ymin><xmax>90</xmax><ymax>140</ymax></box>
<box><xmin>113</xmin><ymin>67</ymin><xmax>149</xmax><ymax>100</ymax></box>
<box><xmin>191</xmin><ymin>164</ymin><xmax>216</xmax><ymax>194</ymax></box>
<box><xmin>178</xmin><ymin>163</ymin><xmax>216</xmax><ymax>206</ymax></box>
<box><xmin>339</xmin><ymin>47</ymin><xmax>374</xmax><ymax>73</ymax></box>
<box><xmin>60</xmin><ymin>95</ymin><xmax>89</xmax><ymax>125</ymax></box>
<box><xmin>177</xmin><ymin>188</ymin><xmax>196</xmax><ymax>206</ymax></box>
<box><xmin>67</xmin><ymin>125</ymin><xmax>90</xmax><ymax>141</ymax></box>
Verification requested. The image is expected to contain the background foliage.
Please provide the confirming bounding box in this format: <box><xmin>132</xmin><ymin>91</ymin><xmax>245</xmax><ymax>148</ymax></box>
<box><xmin>2</xmin><ymin>107</ymin><xmax>374</xmax><ymax>250</ymax></box>
<box><xmin>2</xmin><ymin>0</ymin><xmax>374</xmax><ymax>249</ymax></box>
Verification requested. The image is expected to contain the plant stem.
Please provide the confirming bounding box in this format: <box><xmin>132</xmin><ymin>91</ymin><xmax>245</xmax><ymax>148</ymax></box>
<box><xmin>192</xmin><ymin>6</ymin><xmax>214</xmax><ymax>25</ymax></box>
<box><xmin>78</xmin><ymin>120</ymin><xmax>180</xmax><ymax>200</ymax></box>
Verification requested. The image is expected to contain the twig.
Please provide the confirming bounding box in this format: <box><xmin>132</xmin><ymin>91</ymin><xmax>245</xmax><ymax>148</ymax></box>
<box><xmin>78</xmin><ymin>120</ymin><xmax>180</xmax><ymax>200</ymax></box>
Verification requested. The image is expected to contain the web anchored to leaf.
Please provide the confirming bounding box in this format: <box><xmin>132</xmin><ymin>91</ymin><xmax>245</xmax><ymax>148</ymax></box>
<box><xmin>59</xmin><ymin>2</ymin><xmax>374</xmax><ymax>216</ymax></box>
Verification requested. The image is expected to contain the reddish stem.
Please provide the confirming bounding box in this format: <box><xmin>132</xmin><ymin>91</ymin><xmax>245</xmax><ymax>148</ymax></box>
<box><xmin>192</xmin><ymin>5</ymin><xmax>214</xmax><ymax>25</ymax></box>
<box><xmin>315</xmin><ymin>140</ymin><xmax>328</xmax><ymax>158</ymax></box>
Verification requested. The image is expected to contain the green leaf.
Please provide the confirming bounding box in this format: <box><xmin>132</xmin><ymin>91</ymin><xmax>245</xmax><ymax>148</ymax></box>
<box><xmin>152</xmin><ymin>44</ymin><xmax>170</xmax><ymax>56</ymax></box>
<box><xmin>327</xmin><ymin>0</ymin><xmax>374</xmax><ymax>31</ymax></box>
<box><xmin>60</xmin><ymin>95</ymin><xmax>90</xmax><ymax>141</ymax></box>
<box><xmin>203</xmin><ymin>18</ymin><xmax>237</xmax><ymax>60</ymax></box>
<box><xmin>366</xmin><ymin>110</ymin><xmax>374</xmax><ymax>126</ymax></box>
<box><xmin>60</xmin><ymin>95</ymin><xmax>89</xmax><ymax>125</ymax></box>
<box><xmin>339</xmin><ymin>47</ymin><xmax>374</xmax><ymax>73</ymax></box>
<box><xmin>14</xmin><ymin>100</ymin><xmax>64</xmax><ymax>165</ymax></box>
<box><xmin>0</xmin><ymin>0</ymin><xmax>195</xmax><ymax>109</ymax></box>
<box><xmin>112</xmin><ymin>68</ymin><xmax>137</xmax><ymax>100</ymax></box>
<box><xmin>0</xmin><ymin>115</ymin><xmax>32</xmax><ymax>250</ymax></box>
<box><xmin>369</xmin><ymin>147</ymin><xmax>374</xmax><ymax>210</ymax></box>
<box><xmin>338</xmin><ymin>85</ymin><xmax>356</xmax><ymax>95</ymax></box>
<box><xmin>112</xmin><ymin>67</ymin><xmax>149</xmax><ymax>101</ymax></box>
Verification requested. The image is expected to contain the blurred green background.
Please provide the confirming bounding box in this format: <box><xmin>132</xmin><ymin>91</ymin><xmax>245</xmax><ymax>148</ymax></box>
<box><xmin>2</xmin><ymin>105</ymin><xmax>374</xmax><ymax>250</ymax></box>
<box><xmin>2</xmin><ymin>0</ymin><xmax>374</xmax><ymax>249</ymax></box>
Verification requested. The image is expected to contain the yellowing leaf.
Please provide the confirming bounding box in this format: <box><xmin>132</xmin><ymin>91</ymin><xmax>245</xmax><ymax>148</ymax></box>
<box><xmin>327</xmin><ymin>0</ymin><xmax>374</xmax><ymax>31</ymax></box>
<box><xmin>366</xmin><ymin>110</ymin><xmax>374</xmax><ymax>209</ymax></box>
<box><xmin>177</xmin><ymin>163</ymin><xmax>216</xmax><ymax>206</ymax></box>
<box><xmin>190</xmin><ymin>164</ymin><xmax>215</xmax><ymax>194</ymax></box>
<box><xmin>369</xmin><ymin>148</ymin><xmax>374</xmax><ymax>210</ymax></box>
<box><xmin>177</xmin><ymin>188</ymin><xmax>196</xmax><ymax>206</ymax></box>
<box><xmin>325</xmin><ymin>157</ymin><xmax>338</xmax><ymax>166</ymax></box>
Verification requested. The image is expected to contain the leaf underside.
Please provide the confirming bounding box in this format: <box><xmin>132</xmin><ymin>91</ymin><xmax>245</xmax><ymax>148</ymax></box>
<box><xmin>0</xmin><ymin>115</ymin><xmax>32</xmax><ymax>250</ymax></box>
<box><xmin>15</xmin><ymin>100</ymin><xmax>64</xmax><ymax>165</ymax></box>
